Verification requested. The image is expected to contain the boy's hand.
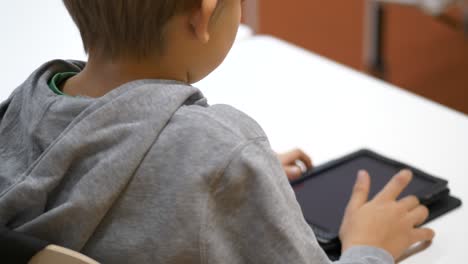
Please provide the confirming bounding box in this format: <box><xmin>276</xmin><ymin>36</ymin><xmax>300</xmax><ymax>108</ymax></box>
<box><xmin>339</xmin><ymin>170</ymin><xmax>435</xmax><ymax>260</ymax></box>
<box><xmin>277</xmin><ymin>149</ymin><xmax>313</xmax><ymax>181</ymax></box>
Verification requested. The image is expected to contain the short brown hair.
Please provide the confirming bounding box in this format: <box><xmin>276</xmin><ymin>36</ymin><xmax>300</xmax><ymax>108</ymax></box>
<box><xmin>63</xmin><ymin>0</ymin><xmax>201</xmax><ymax>59</ymax></box>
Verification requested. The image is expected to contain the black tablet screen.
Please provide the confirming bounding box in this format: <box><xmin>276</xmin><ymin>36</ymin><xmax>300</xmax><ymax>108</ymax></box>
<box><xmin>294</xmin><ymin>155</ymin><xmax>435</xmax><ymax>235</ymax></box>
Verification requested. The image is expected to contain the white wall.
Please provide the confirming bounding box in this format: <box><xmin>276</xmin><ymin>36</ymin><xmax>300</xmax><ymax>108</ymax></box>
<box><xmin>0</xmin><ymin>0</ymin><xmax>86</xmax><ymax>100</ymax></box>
<box><xmin>0</xmin><ymin>1</ymin><xmax>254</xmax><ymax>101</ymax></box>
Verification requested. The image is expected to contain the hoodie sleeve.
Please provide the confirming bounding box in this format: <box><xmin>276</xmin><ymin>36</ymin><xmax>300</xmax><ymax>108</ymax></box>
<box><xmin>200</xmin><ymin>137</ymin><xmax>394</xmax><ymax>264</ymax></box>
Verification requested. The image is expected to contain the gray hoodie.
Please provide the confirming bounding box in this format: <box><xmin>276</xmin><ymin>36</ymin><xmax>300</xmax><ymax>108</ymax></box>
<box><xmin>0</xmin><ymin>60</ymin><xmax>393</xmax><ymax>264</ymax></box>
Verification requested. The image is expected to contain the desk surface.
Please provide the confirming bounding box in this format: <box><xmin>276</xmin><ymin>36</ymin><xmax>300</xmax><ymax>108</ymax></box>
<box><xmin>196</xmin><ymin>36</ymin><xmax>467</xmax><ymax>264</ymax></box>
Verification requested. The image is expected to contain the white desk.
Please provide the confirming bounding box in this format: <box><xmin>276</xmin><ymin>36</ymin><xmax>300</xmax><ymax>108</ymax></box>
<box><xmin>196</xmin><ymin>36</ymin><xmax>468</xmax><ymax>264</ymax></box>
<box><xmin>0</xmin><ymin>0</ymin><xmax>252</xmax><ymax>100</ymax></box>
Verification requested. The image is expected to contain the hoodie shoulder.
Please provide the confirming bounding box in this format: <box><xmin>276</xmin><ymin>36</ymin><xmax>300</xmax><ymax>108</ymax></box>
<box><xmin>174</xmin><ymin>104</ymin><xmax>268</xmax><ymax>142</ymax></box>
<box><xmin>144</xmin><ymin>103</ymin><xmax>270</xmax><ymax>186</ymax></box>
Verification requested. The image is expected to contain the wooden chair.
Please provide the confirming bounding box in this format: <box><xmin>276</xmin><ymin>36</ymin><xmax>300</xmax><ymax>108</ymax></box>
<box><xmin>29</xmin><ymin>245</ymin><xmax>99</xmax><ymax>264</ymax></box>
<box><xmin>0</xmin><ymin>227</ymin><xmax>98</xmax><ymax>264</ymax></box>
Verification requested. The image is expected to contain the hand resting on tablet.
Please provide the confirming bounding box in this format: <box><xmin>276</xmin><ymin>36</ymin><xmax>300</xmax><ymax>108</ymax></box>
<box><xmin>339</xmin><ymin>169</ymin><xmax>435</xmax><ymax>260</ymax></box>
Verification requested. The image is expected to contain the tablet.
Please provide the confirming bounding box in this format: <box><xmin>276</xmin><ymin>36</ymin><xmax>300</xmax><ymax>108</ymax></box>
<box><xmin>291</xmin><ymin>149</ymin><xmax>459</xmax><ymax>244</ymax></box>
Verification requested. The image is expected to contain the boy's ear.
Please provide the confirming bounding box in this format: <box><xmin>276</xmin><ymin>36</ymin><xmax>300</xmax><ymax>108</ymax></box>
<box><xmin>189</xmin><ymin>0</ymin><xmax>218</xmax><ymax>43</ymax></box>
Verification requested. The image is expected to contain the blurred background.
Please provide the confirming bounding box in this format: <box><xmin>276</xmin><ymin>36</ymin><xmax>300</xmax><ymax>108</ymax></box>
<box><xmin>243</xmin><ymin>0</ymin><xmax>468</xmax><ymax>114</ymax></box>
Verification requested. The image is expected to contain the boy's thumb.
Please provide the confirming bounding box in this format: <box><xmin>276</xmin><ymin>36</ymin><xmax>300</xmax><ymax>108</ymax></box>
<box><xmin>346</xmin><ymin>170</ymin><xmax>371</xmax><ymax>212</ymax></box>
<box><xmin>285</xmin><ymin>165</ymin><xmax>302</xmax><ymax>180</ymax></box>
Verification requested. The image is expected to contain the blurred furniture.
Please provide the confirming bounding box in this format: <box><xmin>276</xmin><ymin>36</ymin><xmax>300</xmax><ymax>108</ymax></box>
<box><xmin>0</xmin><ymin>227</ymin><xmax>98</xmax><ymax>264</ymax></box>
<box><xmin>364</xmin><ymin>0</ymin><xmax>468</xmax><ymax>76</ymax></box>
<box><xmin>255</xmin><ymin>0</ymin><xmax>468</xmax><ymax>114</ymax></box>
<box><xmin>243</xmin><ymin>0</ymin><xmax>259</xmax><ymax>32</ymax></box>
<box><xmin>196</xmin><ymin>35</ymin><xmax>468</xmax><ymax>263</ymax></box>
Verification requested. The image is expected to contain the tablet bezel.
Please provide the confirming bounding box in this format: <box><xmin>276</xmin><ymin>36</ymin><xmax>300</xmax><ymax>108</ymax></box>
<box><xmin>291</xmin><ymin>149</ymin><xmax>448</xmax><ymax>203</ymax></box>
<box><xmin>290</xmin><ymin>149</ymin><xmax>449</xmax><ymax>243</ymax></box>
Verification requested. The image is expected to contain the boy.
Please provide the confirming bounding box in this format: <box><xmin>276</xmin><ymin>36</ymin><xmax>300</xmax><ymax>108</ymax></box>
<box><xmin>0</xmin><ymin>0</ymin><xmax>434</xmax><ymax>263</ymax></box>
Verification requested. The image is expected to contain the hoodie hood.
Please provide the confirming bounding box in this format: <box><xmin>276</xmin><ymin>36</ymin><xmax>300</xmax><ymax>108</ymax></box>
<box><xmin>0</xmin><ymin>60</ymin><xmax>206</xmax><ymax>249</ymax></box>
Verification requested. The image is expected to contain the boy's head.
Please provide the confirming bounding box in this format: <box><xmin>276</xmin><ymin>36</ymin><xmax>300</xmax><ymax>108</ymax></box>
<box><xmin>63</xmin><ymin>0</ymin><xmax>243</xmax><ymax>83</ymax></box>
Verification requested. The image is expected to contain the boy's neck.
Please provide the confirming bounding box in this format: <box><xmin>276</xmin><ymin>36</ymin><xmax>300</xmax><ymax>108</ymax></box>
<box><xmin>62</xmin><ymin>55</ymin><xmax>189</xmax><ymax>98</ymax></box>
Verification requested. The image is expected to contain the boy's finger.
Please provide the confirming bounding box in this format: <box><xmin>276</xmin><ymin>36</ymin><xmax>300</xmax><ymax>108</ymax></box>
<box><xmin>284</xmin><ymin>166</ymin><xmax>302</xmax><ymax>181</ymax></box>
<box><xmin>398</xmin><ymin>195</ymin><xmax>420</xmax><ymax>211</ymax></box>
<box><xmin>375</xmin><ymin>170</ymin><xmax>413</xmax><ymax>202</ymax></box>
<box><xmin>278</xmin><ymin>149</ymin><xmax>300</xmax><ymax>163</ymax></box>
<box><xmin>411</xmin><ymin>228</ymin><xmax>435</xmax><ymax>244</ymax></box>
<box><xmin>280</xmin><ymin>149</ymin><xmax>313</xmax><ymax>168</ymax></box>
<box><xmin>346</xmin><ymin>170</ymin><xmax>371</xmax><ymax>212</ymax></box>
<box><xmin>296</xmin><ymin>149</ymin><xmax>313</xmax><ymax>168</ymax></box>
<box><xmin>407</xmin><ymin>205</ymin><xmax>430</xmax><ymax>227</ymax></box>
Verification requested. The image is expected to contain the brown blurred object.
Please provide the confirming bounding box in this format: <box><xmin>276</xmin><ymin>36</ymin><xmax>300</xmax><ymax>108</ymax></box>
<box><xmin>249</xmin><ymin>0</ymin><xmax>468</xmax><ymax>114</ymax></box>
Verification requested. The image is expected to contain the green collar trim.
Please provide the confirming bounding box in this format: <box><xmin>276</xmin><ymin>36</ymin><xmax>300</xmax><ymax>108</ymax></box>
<box><xmin>49</xmin><ymin>72</ymin><xmax>78</xmax><ymax>96</ymax></box>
